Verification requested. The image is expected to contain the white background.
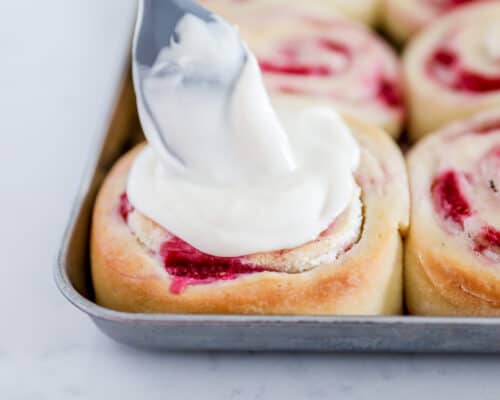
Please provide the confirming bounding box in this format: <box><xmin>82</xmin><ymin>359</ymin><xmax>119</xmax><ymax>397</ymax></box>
<box><xmin>1</xmin><ymin>1</ymin><xmax>499</xmax><ymax>398</ymax></box>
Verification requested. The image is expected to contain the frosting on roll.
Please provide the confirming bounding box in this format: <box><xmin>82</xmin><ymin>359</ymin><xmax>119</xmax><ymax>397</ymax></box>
<box><xmin>128</xmin><ymin>14</ymin><xmax>361</xmax><ymax>257</ymax></box>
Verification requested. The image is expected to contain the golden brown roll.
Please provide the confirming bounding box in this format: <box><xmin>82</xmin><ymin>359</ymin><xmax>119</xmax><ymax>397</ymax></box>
<box><xmin>200</xmin><ymin>0</ymin><xmax>381</xmax><ymax>26</ymax></box>
<box><xmin>91</xmin><ymin>116</ymin><xmax>408</xmax><ymax>315</ymax></box>
<box><xmin>403</xmin><ymin>2</ymin><xmax>500</xmax><ymax>142</ymax></box>
<box><xmin>329</xmin><ymin>0</ymin><xmax>381</xmax><ymax>26</ymax></box>
<box><xmin>382</xmin><ymin>0</ymin><xmax>489</xmax><ymax>44</ymax></box>
<box><xmin>406</xmin><ymin>109</ymin><xmax>500</xmax><ymax>316</ymax></box>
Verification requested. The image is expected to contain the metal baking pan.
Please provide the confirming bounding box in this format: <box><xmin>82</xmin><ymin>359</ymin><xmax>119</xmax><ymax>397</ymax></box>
<box><xmin>54</xmin><ymin>66</ymin><xmax>500</xmax><ymax>353</ymax></box>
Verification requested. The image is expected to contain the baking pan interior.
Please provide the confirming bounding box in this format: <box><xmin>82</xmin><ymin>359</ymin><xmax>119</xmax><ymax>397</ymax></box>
<box><xmin>57</xmin><ymin>72</ymin><xmax>142</xmax><ymax>305</ymax></box>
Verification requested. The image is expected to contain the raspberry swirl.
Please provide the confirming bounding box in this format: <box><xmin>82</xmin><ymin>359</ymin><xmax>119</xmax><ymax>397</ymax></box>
<box><xmin>404</xmin><ymin>2</ymin><xmax>500</xmax><ymax>141</ymax></box>
<box><xmin>431</xmin><ymin>129</ymin><xmax>500</xmax><ymax>262</ymax></box>
<box><xmin>426</xmin><ymin>30</ymin><xmax>500</xmax><ymax>93</ymax></box>
<box><xmin>250</xmin><ymin>17</ymin><xmax>403</xmax><ymax>137</ymax></box>
<box><xmin>200</xmin><ymin>1</ymin><xmax>404</xmax><ymax>137</ymax></box>
<box><xmin>120</xmin><ymin>187</ymin><xmax>362</xmax><ymax>294</ymax></box>
<box><xmin>426</xmin><ymin>0</ymin><xmax>482</xmax><ymax>11</ymax></box>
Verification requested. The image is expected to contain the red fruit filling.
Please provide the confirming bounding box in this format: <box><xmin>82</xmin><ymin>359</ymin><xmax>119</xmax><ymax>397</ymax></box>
<box><xmin>432</xmin><ymin>170</ymin><xmax>472</xmax><ymax>226</ymax></box>
<box><xmin>432</xmin><ymin>164</ymin><xmax>499</xmax><ymax>259</ymax></box>
<box><xmin>259</xmin><ymin>38</ymin><xmax>350</xmax><ymax>78</ymax></box>
<box><xmin>427</xmin><ymin>47</ymin><xmax>500</xmax><ymax>93</ymax></box>
<box><xmin>116</xmin><ymin>192</ymin><xmax>265</xmax><ymax>294</ymax></box>
<box><xmin>474</xmin><ymin>226</ymin><xmax>500</xmax><ymax>255</ymax></box>
<box><xmin>259</xmin><ymin>61</ymin><xmax>331</xmax><ymax>76</ymax></box>
<box><xmin>473</xmin><ymin>120</ymin><xmax>500</xmax><ymax>135</ymax></box>
<box><xmin>119</xmin><ymin>193</ymin><xmax>134</xmax><ymax>221</ymax></box>
<box><xmin>427</xmin><ymin>0</ymin><xmax>481</xmax><ymax>12</ymax></box>
<box><xmin>259</xmin><ymin>37</ymin><xmax>402</xmax><ymax>109</ymax></box>
<box><xmin>160</xmin><ymin>237</ymin><xmax>265</xmax><ymax>294</ymax></box>
<box><xmin>431</xmin><ymin>48</ymin><xmax>458</xmax><ymax>66</ymax></box>
<box><xmin>318</xmin><ymin>39</ymin><xmax>350</xmax><ymax>57</ymax></box>
<box><xmin>377</xmin><ymin>78</ymin><xmax>403</xmax><ymax>108</ymax></box>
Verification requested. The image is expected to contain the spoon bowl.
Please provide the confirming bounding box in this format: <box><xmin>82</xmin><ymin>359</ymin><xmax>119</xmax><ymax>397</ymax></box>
<box><xmin>132</xmin><ymin>0</ymin><xmax>217</xmax><ymax>167</ymax></box>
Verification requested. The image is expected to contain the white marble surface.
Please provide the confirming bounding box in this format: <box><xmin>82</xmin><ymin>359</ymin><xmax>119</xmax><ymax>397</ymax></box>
<box><xmin>1</xmin><ymin>1</ymin><xmax>500</xmax><ymax>398</ymax></box>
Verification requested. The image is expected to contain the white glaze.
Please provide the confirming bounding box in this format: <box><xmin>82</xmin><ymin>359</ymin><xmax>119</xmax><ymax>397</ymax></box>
<box><xmin>128</xmin><ymin>14</ymin><xmax>360</xmax><ymax>257</ymax></box>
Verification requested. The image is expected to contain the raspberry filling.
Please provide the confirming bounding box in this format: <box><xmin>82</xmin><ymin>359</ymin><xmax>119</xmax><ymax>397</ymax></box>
<box><xmin>432</xmin><ymin>169</ymin><xmax>472</xmax><ymax>226</ymax></box>
<box><xmin>427</xmin><ymin>0</ymin><xmax>481</xmax><ymax>12</ymax></box>
<box><xmin>159</xmin><ymin>237</ymin><xmax>265</xmax><ymax>294</ymax></box>
<box><xmin>117</xmin><ymin>192</ymin><xmax>267</xmax><ymax>294</ymax></box>
<box><xmin>473</xmin><ymin>120</ymin><xmax>500</xmax><ymax>135</ymax></box>
<box><xmin>259</xmin><ymin>38</ymin><xmax>401</xmax><ymax>109</ymax></box>
<box><xmin>377</xmin><ymin>78</ymin><xmax>403</xmax><ymax>108</ymax></box>
<box><xmin>473</xmin><ymin>148</ymin><xmax>500</xmax><ymax>257</ymax></box>
<box><xmin>119</xmin><ymin>193</ymin><xmax>134</xmax><ymax>221</ymax></box>
<box><xmin>259</xmin><ymin>61</ymin><xmax>331</xmax><ymax>77</ymax></box>
<box><xmin>427</xmin><ymin>47</ymin><xmax>500</xmax><ymax>93</ymax></box>
<box><xmin>259</xmin><ymin>38</ymin><xmax>350</xmax><ymax>78</ymax></box>
<box><xmin>432</xmin><ymin>159</ymin><xmax>499</xmax><ymax>259</ymax></box>
<box><xmin>475</xmin><ymin>226</ymin><xmax>500</xmax><ymax>254</ymax></box>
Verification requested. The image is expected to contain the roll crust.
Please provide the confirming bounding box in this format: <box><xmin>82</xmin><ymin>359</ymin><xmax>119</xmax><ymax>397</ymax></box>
<box><xmin>200</xmin><ymin>0</ymin><xmax>381</xmax><ymax>27</ymax></box>
<box><xmin>91</xmin><ymin>116</ymin><xmax>408</xmax><ymax>315</ymax></box>
<box><xmin>381</xmin><ymin>0</ymin><xmax>420</xmax><ymax>45</ymax></box>
<box><xmin>403</xmin><ymin>2</ymin><xmax>500</xmax><ymax>142</ymax></box>
<box><xmin>405</xmin><ymin>110</ymin><xmax>500</xmax><ymax>316</ymax></box>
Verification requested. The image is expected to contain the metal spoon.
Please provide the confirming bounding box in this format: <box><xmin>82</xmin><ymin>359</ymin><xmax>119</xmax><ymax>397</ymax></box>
<box><xmin>133</xmin><ymin>0</ymin><xmax>249</xmax><ymax>171</ymax></box>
